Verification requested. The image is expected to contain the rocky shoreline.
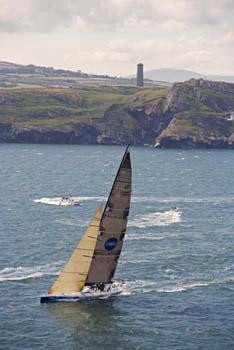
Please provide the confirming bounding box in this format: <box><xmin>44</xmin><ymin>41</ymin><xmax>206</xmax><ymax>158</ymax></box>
<box><xmin>0</xmin><ymin>79</ymin><xmax>233</xmax><ymax>148</ymax></box>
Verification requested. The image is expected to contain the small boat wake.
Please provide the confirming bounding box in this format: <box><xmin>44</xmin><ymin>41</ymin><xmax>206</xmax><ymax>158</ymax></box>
<box><xmin>129</xmin><ymin>208</ymin><xmax>182</xmax><ymax>227</ymax></box>
<box><xmin>33</xmin><ymin>197</ymin><xmax>82</xmax><ymax>206</ymax></box>
<box><xmin>33</xmin><ymin>196</ymin><xmax>103</xmax><ymax>206</ymax></box>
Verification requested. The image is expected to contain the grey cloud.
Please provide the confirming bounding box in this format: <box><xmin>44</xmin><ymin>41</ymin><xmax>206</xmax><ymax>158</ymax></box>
<box><xmin>0</xmin><ymin>0</ymin><xmax>87</xmax><ymax>32</ymax></box>
<box><xmin>0</xmin><ymin>0</ymin><xmax>233</xmax><ymax>33</ymax></box>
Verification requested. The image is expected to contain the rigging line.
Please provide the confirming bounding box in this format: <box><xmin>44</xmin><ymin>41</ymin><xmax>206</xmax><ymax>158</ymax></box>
<box><xmin>103</xmin><ymin>215</ymin><xmax>128</xmax><ymax>220</ymax></box>
<box><xmin>55</xmin><ymin>280</ymin><xmax>86</xmax><ymax>283</ymax></box>
<box><xmin>98</xmin><ymin>232</ymin><xmax>125</xmax><ymax>234</ymax></box>
<box><xmin>114</xmin><ymin>179</ymin><xmax>131</xmax><ymax>184</ymax></box>
<box><xmin>64</xmin><ymin>259</ymin><xmax>91</xmax><ymax>262</ymax></box>
<box><xmin>93</xmin><ymin>254</ymin><xmax>121</xmax><ymax>258</ymax></box>
<box><xmin>105</xmin><ymin>208</ymin><xmax>129</xmax><ymax>211</ymax></box>
<box><xmin>61</xmin><ymin>271</ymin><xmax>85</xmax><ymax>274</ymax></box>
<box><xmin>75</xmin><ymin>247</ymin><xmax>95</xmax><ymax>251</ymax></box>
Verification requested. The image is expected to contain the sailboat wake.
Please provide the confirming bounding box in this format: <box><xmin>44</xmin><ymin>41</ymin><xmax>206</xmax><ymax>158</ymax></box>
<box><xmin>120</xmin><ymin>277</ymin><xmax>234</xmax><ymax>295</ymax></box>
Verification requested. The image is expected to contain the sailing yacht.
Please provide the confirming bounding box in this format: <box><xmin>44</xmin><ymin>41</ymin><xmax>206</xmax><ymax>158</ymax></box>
<box><xmin>41</xmin><ymin>146</ymin><xmax>131</xmax><ymax>302</ymax></box>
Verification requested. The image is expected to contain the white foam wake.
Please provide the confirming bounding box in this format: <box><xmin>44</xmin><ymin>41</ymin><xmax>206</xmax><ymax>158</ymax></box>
<box><xmin>33</xmin><ymin>196</ymin><xmax>105</xmax><ymax>206</ymax></box>
<box><xmin>121</xmin><ymin>277</ymin><xmax>234</xmax><ymax>295</ymax></box>
<box><xmin>125</xmin><ymin>232</ymin><xmax>178</xmax><ymax>241</ymax></box>
<box><xmin>0</xmin><ymin>262</ymin><xmax>62</xmax><ymax>282</ymax></box>
<box><xmin>129</xmin><ymin>209</ymin><xmax>182</xmax><ymax>227</ymax></box>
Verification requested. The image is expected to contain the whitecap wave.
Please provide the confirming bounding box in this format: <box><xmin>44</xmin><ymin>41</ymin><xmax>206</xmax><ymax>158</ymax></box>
<box><xmin>33</xmin><ymin>196</ymin><xmax>105</xmax><ymax>206</ymax></box>
<box><xmin>129</xmin><ymin>209</ymin><xmax>182</xmax><ymax>227</ymax></box>
<box><xmin>120</xmin><ymin>258</ymin><xmax>152</xmax><ymax>265</ymax></box>
<box><xmin>0</xmin><ymin>262</ymin><xmax>62</xmax><ymax>282</ymax></box>
<box><xmin>126</xmin><ymin>232</ymin><xmax>178</xmax><ymax>241</ymax></box>
<box><xmin>54</xmin><ymin>218</ymin><xmax>89</xmax><ymax>227</ymax></box>
<box><xmin>131</xmin><ymin>196</ymin><xmax>234</xmax><ymax>204</ymax></box>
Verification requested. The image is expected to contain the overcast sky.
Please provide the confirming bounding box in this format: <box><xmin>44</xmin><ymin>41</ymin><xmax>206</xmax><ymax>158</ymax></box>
<box><xmin>1</xmin><ymin>0</ymin><xmax>233</xmax><ymax>76</ymax></box>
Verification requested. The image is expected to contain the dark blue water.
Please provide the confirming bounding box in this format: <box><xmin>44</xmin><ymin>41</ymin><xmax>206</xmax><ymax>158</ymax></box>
<box><xmin>0</xmin><ymin>144</ymin><xmax>233</xmax><ymax>350</ymax></box>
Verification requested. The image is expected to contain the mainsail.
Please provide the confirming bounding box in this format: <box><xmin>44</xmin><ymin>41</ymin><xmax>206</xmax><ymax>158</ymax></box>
<box><xmin>49</xmin><ymin>205</ymin><xmax>103</xmax><ymax>295</ymax></box>
<box><xmin>86</xmin><ymin>145</ymin><xmax>132</xmax><ymax>284</ymax></box>
<box><xmin>46</xmin><ymin>145</ymin><xmax>131</xmax><ymax>298</ymax></box>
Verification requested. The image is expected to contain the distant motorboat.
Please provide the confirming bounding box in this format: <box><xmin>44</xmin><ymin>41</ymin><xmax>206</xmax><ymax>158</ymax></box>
<box><xmin>60</xmin><ymin>197</ymin><xmax>80</xmax><ymax>206</ymax></box>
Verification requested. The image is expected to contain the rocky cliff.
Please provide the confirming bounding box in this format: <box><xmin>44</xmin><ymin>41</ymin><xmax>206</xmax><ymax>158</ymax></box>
<box><xmin>0</xmin><ymin>79</ymin><xmax>233</xmax><ymax>148</ymax></box>
<box><xmin>155</xmin><ymin>79</ymin><xmax>234</xmax><ymax>148</ymax></box>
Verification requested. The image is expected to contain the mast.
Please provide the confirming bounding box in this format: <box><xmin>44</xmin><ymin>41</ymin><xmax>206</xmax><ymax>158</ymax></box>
<box><xmin>86</xmin><ymin>145</ymin><xmax>132</xmax><ymax>284</ymax></box>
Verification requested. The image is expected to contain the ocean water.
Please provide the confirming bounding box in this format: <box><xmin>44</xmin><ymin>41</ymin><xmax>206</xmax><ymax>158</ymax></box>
<box><xmin>0</xmin><ymin>144</ymin><xmax>233</xmax><ymax>350</ymax></box>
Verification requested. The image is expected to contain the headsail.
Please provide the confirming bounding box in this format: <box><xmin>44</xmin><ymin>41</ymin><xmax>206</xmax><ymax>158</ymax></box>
<box><xmin>86</xmin><ymin>145</ymin><xmax>132</xmax><ymax>284</ymax></box>
<box><xmin>49</xmin><ymin>204</ymin><xmax>103</xmax><ymax>295</ymax></box>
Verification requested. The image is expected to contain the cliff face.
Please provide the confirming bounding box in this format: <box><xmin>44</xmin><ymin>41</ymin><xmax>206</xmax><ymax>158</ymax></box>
<box><xmin>97</xmin><ymin>89</ymin><xmax>170</xmax><ymax>145</ymax></box>
<box><xmin>0</xmin><ymin>79</ymin><xmax>233</xmax><ymax>148</ymax></box>
<box><xmin>0</xmin><ymin>122</ymin><xmax>98</xmax><ymax>144</ymax></box>
<box><xmin>155</xmin><ymin>79</ymin><xmax>234</xmax><ymax>148</ymax></box>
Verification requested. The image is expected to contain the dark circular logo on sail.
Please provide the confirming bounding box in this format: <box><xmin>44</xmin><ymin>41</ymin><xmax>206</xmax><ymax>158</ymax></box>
<box><xmin>104</xmin><ymin>238</ymin><xmax>118</xmax><ymax>251</ymax></box>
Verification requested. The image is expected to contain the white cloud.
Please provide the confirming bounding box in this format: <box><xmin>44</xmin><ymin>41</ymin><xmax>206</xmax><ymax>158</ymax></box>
<box><xmin>93</xmin><ymin>50</ymin><xmax>133</xmax><ymax>62</ymax></box>
<box><xmin>0</xmin><ymin>0</ymin><xmax>233</xmax><ymax>75</ymax></box>
<box><xmin>215</xmin><ymin>31</ymin><xmax>234</xmax><ymax>45</ymax></box>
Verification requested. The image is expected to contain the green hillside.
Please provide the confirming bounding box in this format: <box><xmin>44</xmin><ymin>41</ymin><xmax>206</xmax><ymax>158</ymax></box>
<box><xmin>0</xmin><ymin>86</ymin><xmax>138</xmax><ymax>126</ymax></box>
<box><xmin>0</xmin><ymin>79</ymin><xmax>233</xmax><ymax>148</ymax></box>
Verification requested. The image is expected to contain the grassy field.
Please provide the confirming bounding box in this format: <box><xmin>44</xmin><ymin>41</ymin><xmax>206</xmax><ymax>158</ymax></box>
<box><xmin>0</xmin><ymin>85</ymin><xmax>169</xmax><ymax>128</ymax></box>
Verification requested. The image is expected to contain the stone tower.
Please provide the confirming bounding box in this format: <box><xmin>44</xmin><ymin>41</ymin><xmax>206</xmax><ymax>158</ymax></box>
<box><xmin>136</xmin><ymin>63</ymin><xmax>144</xmax><ymax>87</ymax></box>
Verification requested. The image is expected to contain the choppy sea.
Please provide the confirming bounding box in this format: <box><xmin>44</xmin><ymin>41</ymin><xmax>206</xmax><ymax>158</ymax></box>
<box><xmin>0</xmin><ymin>144</ymin><xmax>233</xmax><ymax>349</ymax></box>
